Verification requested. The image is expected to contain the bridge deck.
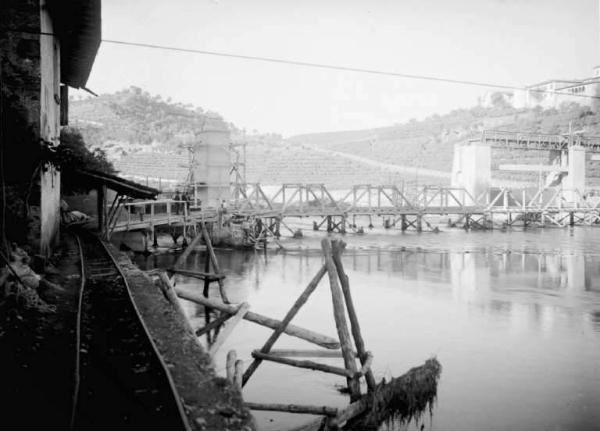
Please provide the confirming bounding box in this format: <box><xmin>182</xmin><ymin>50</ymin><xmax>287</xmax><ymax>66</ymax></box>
<box><xmin>108</xmin><ymin>185</ymin><xmax>600</xmax><ymax>236</ymax></box>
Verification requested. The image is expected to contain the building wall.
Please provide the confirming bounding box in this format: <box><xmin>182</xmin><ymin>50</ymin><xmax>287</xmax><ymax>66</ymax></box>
<box><xmin>39</xmin><ymin>0</ymin><xmax>61</xmax><ymax>255</ymax></box>
<box><xmin>0</xmin><ymin>0</ymin><xmax>42</xmax><ymax>248</ymax></box>
<box><xmin>515</xmin><ymin>76</ymin><xmax>599</xmax><ymax>110</ymax></box>
<box><xmin>0</xmin><ymin>0</ymin><xmax>61</xmax><ymax>255</ymax></box>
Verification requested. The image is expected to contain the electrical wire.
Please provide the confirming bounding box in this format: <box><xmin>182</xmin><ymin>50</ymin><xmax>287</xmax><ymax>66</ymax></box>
<box><xmin>101</xmin><ymin>37</ymin><xmax>600</xmax><ymax>100</ymax></box>
<box><xmin>9</xmin><ymin>29</ymin><xmax>600</xmax><ymax>101</ymax></box>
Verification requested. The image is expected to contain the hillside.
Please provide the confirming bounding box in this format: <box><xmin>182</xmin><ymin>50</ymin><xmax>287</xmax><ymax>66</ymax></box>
<box><xmin>70</xmin><ymin>87</ymin><xmax>233</xmax><ymax>159</ymax></box>
<box><xmin>70</xmin><ymin>89</ymin><xmax>600</xmax><ymax>189</ymax></box>
<box><xmin>287</xmin><ymin>102</ymin><xmax>600</xmax><ymax>186</ymax></box>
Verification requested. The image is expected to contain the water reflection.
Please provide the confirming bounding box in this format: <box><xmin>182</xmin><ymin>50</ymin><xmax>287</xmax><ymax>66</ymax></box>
<box><xmin>198</xmin><ymin>247</ymin><xmax>600</xmax><ymax>296</ymax></box>
<box><xmin>136</xmin><ymin>245</ymin><xmax>600</xmax><ymax>339</ymax></box>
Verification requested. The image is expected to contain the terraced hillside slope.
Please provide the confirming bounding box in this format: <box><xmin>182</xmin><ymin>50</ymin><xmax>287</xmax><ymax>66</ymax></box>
<box><xmin>71</xmin><ymin>90</ymin><xmax>600</xmax><ymax>189</ymax></box>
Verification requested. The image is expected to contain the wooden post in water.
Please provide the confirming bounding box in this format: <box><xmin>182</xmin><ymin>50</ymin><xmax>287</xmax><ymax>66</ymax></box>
<box><xmin>226</xmin><ymin>350</ymin><xmax>237</xmax><ymax>382</ymax></box>
<box><xmin>331</xmin><ymin>239</ymin><xmax>376</xmax><ymax>392</ymax></box>
<box><xmin>203</xmin><ymin>238</ymin><xmax>212</xmax><ymax>343</ymax></box>
<box><xmin>234</xmin><ymin>360</ymin><xmax>244</xmax><ymax>389</ymax></box>
<box><xmin>321</xmin><ymin>238</ymin><xmax>361</xmax><ymax>401</ymax></box>
<box><xmin>173</xmin><ymin>231</ymin><xmax>202</xmax><ymax>269</ymax></box>
<box><xmin>200</xmin><ymin>221</ymin><xmax>230</xmax><ymax>304</ymax></box>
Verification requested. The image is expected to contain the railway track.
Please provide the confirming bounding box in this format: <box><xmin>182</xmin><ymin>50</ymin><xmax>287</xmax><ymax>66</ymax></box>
<box><xmin>71</xmin><ymin>231</ymin><xmax>192</xmax><ymax>430</ymax></box>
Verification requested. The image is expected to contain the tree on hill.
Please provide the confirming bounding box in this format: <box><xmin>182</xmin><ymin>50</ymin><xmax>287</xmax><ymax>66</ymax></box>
<box><xmin>54</xmin><ymin>127</ymin><xmax>115</xmax><ymax>194</ymax></box>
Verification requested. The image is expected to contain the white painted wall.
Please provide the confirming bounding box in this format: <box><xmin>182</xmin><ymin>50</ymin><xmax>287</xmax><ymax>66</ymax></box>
<box><xmin>192</xmin><ymin>126</ymin><xmax>231</xmax><ymax>207</ymax></box>
<box><xmin>451</xmin><ymin>142</ymin><xmax>491</xmax><ymax>204</ymax></box>
<box><xmin>563</xmin><ymin>146</ymin><xmax>586</xmax><ymax>202</ymax></box>
<box><xmin>39</xmin><ymin>0</ymin><xmax>61</xmax><ymax>255</ymax></box>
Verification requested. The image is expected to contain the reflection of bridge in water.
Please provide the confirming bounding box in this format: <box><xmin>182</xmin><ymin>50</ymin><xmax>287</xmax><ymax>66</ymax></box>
<box><xmin>220</xmin><ymin>248</ymin><xmax>600</xmax><ymax>296</ymax></box>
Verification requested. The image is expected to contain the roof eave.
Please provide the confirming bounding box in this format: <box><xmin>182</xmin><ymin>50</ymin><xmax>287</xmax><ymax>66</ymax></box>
<box><xmin>49</xmin><ymin>0</ymin><xmax>102</xmax><ymax>88</ymax></box>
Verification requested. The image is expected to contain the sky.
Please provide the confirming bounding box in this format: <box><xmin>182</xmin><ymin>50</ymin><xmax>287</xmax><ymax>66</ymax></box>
<box><xmin>78</xmin><ymin>0</ymin><xmax>600</xmax><ymax>136</ymax></box>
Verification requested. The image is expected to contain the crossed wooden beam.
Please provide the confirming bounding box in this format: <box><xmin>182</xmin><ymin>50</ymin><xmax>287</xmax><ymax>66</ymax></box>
<box><xmin>152</xmin><ymin>236</ymin><xmax>381</xmax><ymax>429</ymax></box>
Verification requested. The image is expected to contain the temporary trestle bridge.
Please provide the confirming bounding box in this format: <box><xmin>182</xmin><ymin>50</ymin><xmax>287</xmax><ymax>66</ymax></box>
<box><xmin>230</xmin><ymin>183</ymin><xmax>600</xmax><ymax>233</ymax></box>
<box><xmin>106</xmin><ymin>182</ymin><xmax>600</xmax><ymax>242</ymax></box>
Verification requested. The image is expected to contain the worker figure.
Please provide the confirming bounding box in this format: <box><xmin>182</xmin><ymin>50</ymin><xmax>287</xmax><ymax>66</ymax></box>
<box><xmin>241</xmin><ymin>218</ymin><xmax>251</xmax><ymax>242</ymax></box>
<box><xmin>255</xmin><ymin>217</ymin><xmax>263</xmax><ymax>238</ymax></box>
<box><xmin>174</xmin><ymin>190</ymin><xmax>181</xmax><ymax>215</ymax></box>
<box><xmin>181</xmin><ymin>193</ymin><xmax>190</xmax><ymax>213</ymax></box>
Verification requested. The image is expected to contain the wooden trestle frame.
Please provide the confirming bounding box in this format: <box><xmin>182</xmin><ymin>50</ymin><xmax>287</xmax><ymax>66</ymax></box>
<box><xmin>151</xmin><ymin>235</ymin><xmax>441</xmax><ymax>429</ymax></box>
<box><xmin>162</xmin><ymin>237</ymin><xmax>379</xmax><ymax>427</ymax></box>
<box><xmin>240</xmin><ymin>238</ymin><xmax>375</xmax><ymax>398</ymax></box>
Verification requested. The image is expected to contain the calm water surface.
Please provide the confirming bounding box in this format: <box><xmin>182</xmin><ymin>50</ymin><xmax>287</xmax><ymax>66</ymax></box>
<box><xmin>137</xmin><ymin>227</ymin><xmax>600</xmax><ymax>431</ymax></box>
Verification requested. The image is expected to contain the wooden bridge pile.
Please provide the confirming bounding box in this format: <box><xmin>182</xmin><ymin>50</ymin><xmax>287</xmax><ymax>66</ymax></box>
<box><xmin>160</xmin><ymin>237</ymin><xmax>441</xmax><ymax>430</ymax></box>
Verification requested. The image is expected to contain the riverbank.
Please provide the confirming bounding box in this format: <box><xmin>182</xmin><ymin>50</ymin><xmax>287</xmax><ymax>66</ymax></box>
<box><xmin>106</xmin><ymin>242</ymin><xmax>254</xmax><ymax>430</ymax></box>
<box><xmin>0</xmin><ymin>232</ymin><xmax>253</xmax><ymax>430</ymax></box>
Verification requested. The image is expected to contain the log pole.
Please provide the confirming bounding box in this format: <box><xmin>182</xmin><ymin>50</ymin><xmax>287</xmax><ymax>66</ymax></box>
<box><xmin>156</xmin><ymin>272</ymin><xmax>196</xmax><ymax>337</ymax></box>
<box><xmin>234</xmin><ymin>359</ymin><xmax>244</xmax><ymax>389</ymax></box>
<box><xmin>331</xmin><ymin>239</ymin><xmax>377</xmax><ymax>391</ymax></box>
<box><xmin>175</xmin><ymin>286</ymin><xmax>340</xmax><ymax>349</ymax></box>
<box><xmin>226</xmin><ymin>350</ymin><xmax>237</xmax><ymax>382</ymax></box>
<box><xmin>330</xmin><ymin>398</ymin><xmax>369</xmax><ymax>429</ymax></box>
<box><xmin>321</xmin><ymin>238</ymin><xmax>361</xmax><ymax>401</ymax></box>
<box><xmin>195</xmin><ymin>312</ymin><xmax>231</xmax><ymax>337</ymax></box>
<box><xmin>242</xmin><ymin>265</ymin><xmax>328</xmax><ymax>386</ymax></box>
<box><xmin>251</xmin><ymin>350</ymin><xmax>352</xmax><ymax>378</ymax></box>
<box><xmin>169</xmin><ymin>268</ymin><xmax>225</xmax><ymax>281</ymax></box>
<box><xmin>173</xmin><ymin>230</ymin><xmax>203</xmax><ymax>269</ymax></box>
<box><xmin>244</xmin><ymin>402</ymin><xmax>338</xmax><ymax>417</ymax></box>
<box><xmin>209</xmin><ymin>302</ymin><xmax>250</xmax><ymax>357</ymax></box>
<box><xmin>201</xmin><ymin>221</ymin><xmax>230</xmax><ymax>303</ymax></box>
<box><xmin>203</xmin><ymin>243</ymin><xmax>212</xmax><ymax>343</ymax></box>
<box><xmin>355</xmin><ymin>352</ymin><xmax>373</xmax><ymax>378</ymax></box>
<box><xmin>269</xmin><ymin>349</ymin><xmax>349</xmax><ymax>358</ymax></box>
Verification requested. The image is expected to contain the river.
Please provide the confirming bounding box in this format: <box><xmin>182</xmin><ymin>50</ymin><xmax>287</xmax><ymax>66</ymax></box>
<box><xmin>136</xmin><ymin>226</ymin><xmax>600</xmax><ymax>431</ymax></box>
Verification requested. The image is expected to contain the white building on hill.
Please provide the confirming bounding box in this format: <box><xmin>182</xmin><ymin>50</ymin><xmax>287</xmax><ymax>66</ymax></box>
<box><xmin>482</xmin><ymin>66</ymin><xmax>600</xmax><ymax>109</ymax></box>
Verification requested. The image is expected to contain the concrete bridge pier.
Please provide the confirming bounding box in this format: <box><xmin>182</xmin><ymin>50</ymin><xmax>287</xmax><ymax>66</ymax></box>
<box><xmin>562</xmin><ymin>146</ymin><xmax>586</xmax><ymax>201</ymax></box>
<box><xmin>452</xmin><ymin>142</ymin><xmax>491</xmax><ymax>205</ymax></box>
